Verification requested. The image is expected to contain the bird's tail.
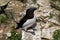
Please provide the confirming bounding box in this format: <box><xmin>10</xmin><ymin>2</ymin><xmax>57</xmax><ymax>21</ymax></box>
<box><xmin>15</xmin><ymin>23</ymin><xmax>22</xmax><ymax>29</ymax></box>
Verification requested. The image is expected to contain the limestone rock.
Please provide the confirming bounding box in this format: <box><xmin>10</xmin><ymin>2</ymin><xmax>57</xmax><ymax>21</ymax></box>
<box><xmin>50</xmin><ymin>0</ymin><xmax>60</xmax><ymax>10</ymax></box>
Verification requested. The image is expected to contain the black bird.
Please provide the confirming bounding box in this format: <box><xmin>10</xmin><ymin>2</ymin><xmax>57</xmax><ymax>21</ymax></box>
<box><xmin>16</xmin><ymin>7</ymin><xmax>37</xmax><ymax>31</ymax></box>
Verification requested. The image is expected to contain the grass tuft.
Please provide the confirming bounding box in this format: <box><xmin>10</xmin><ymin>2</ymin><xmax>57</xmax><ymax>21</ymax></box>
<box><xmin>0</xmin><ymin>14</ymin><xmax>10</xmax><ymax>24</ymax></box>
<box><xmin>7</xmin><ymin>27</ymin><xmax>22</xmax><ymax>40</ymax></box>
<box><xmin>53</xmin><ymin>29</ymin><xmax>60</xmax><ymax>40</ymax></box>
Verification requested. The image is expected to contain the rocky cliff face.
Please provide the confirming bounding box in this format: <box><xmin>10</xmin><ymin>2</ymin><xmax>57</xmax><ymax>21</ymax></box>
<box><xmin>22</xmin><ymin>0</ymin><xmax>60</xmax><ymax>40</ymax></box>
<box><xmin>0</xmin><ymin>0</ymin><xmax>60</xmax><ymax>40</ymax></box>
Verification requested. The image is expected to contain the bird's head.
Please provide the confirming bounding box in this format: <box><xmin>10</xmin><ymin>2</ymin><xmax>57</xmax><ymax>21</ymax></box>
<box><xmin>26</xmin><ymin>7</ymin><xmax>37</xmax><ymax>19</ymax></box>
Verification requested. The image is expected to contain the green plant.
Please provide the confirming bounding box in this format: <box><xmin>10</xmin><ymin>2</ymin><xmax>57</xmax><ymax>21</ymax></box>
<box><xmin>53</xmin><ymin>29</ymin><xmax>60</xmax><ymax>40</ymax></box>
<box><xmin>7</xmin><ymin>27</ymin><xmax>22</xmax><ymax>40</ymax></box>
<box><xmin>0</xmin><ymin>14</ymin><xmax>9</xmax><ymax>24</ymax></box>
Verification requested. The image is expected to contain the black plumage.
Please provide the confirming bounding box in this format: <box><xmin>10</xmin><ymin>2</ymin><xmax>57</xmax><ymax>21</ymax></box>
<box><xmin>16</xmin><ymin>16</ymin><xmax>28</xmax><ymax>29</ymax></box>
<box><xmin>16</xmin><ymin>7</ymin><xmax>37</xmax><ymax>29</ymax></box>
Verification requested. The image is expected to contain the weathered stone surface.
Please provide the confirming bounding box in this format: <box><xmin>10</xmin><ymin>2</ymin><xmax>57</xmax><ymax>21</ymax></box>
<box><xmin>5</xmin><ymin>0</ymin><xmax>25</xmax><ymax>22</ymax></box>
<box><xmin>22</xmin><ymin>23</ymin><xmax>41</xmax><ymax>40</ymax></box>
<box><xmin>0</xmin><ymin>0</ymin><xmax>10</xmax><ymax>6</ymax></box>
<box><xmin>50</xmin><ymin>0</ymin><xmax>60</xmax><ymax>10</ymax></box>
<box><xmin>22</xmin><ymin>0</ymin><xmax>60</xmax><ymax>40</ymax></box>
<box><xmin>0</xmin><ymin>0</ymin><xmax>60</xmax><ymax>40</ymax></box>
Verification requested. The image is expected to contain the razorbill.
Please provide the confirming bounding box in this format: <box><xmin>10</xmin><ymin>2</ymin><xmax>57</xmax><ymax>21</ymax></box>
<box><xmin>16</xmin><ymin>7</ymin><xmax>37</xmax><ymax>31</ymax></box>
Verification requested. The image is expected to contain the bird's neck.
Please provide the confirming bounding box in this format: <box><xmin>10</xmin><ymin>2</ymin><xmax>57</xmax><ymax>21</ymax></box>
<box><xmin>25</xmin><ymin>15</ymin><xmax>34</xmax><ymax>19</ymax></box>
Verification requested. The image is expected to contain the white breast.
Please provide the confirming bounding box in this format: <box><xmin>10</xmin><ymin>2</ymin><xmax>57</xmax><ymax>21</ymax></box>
<box><xmin>23</xmin><ymin>16</ymin><xmax>36</xmax><ymax>30</ymax></box>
